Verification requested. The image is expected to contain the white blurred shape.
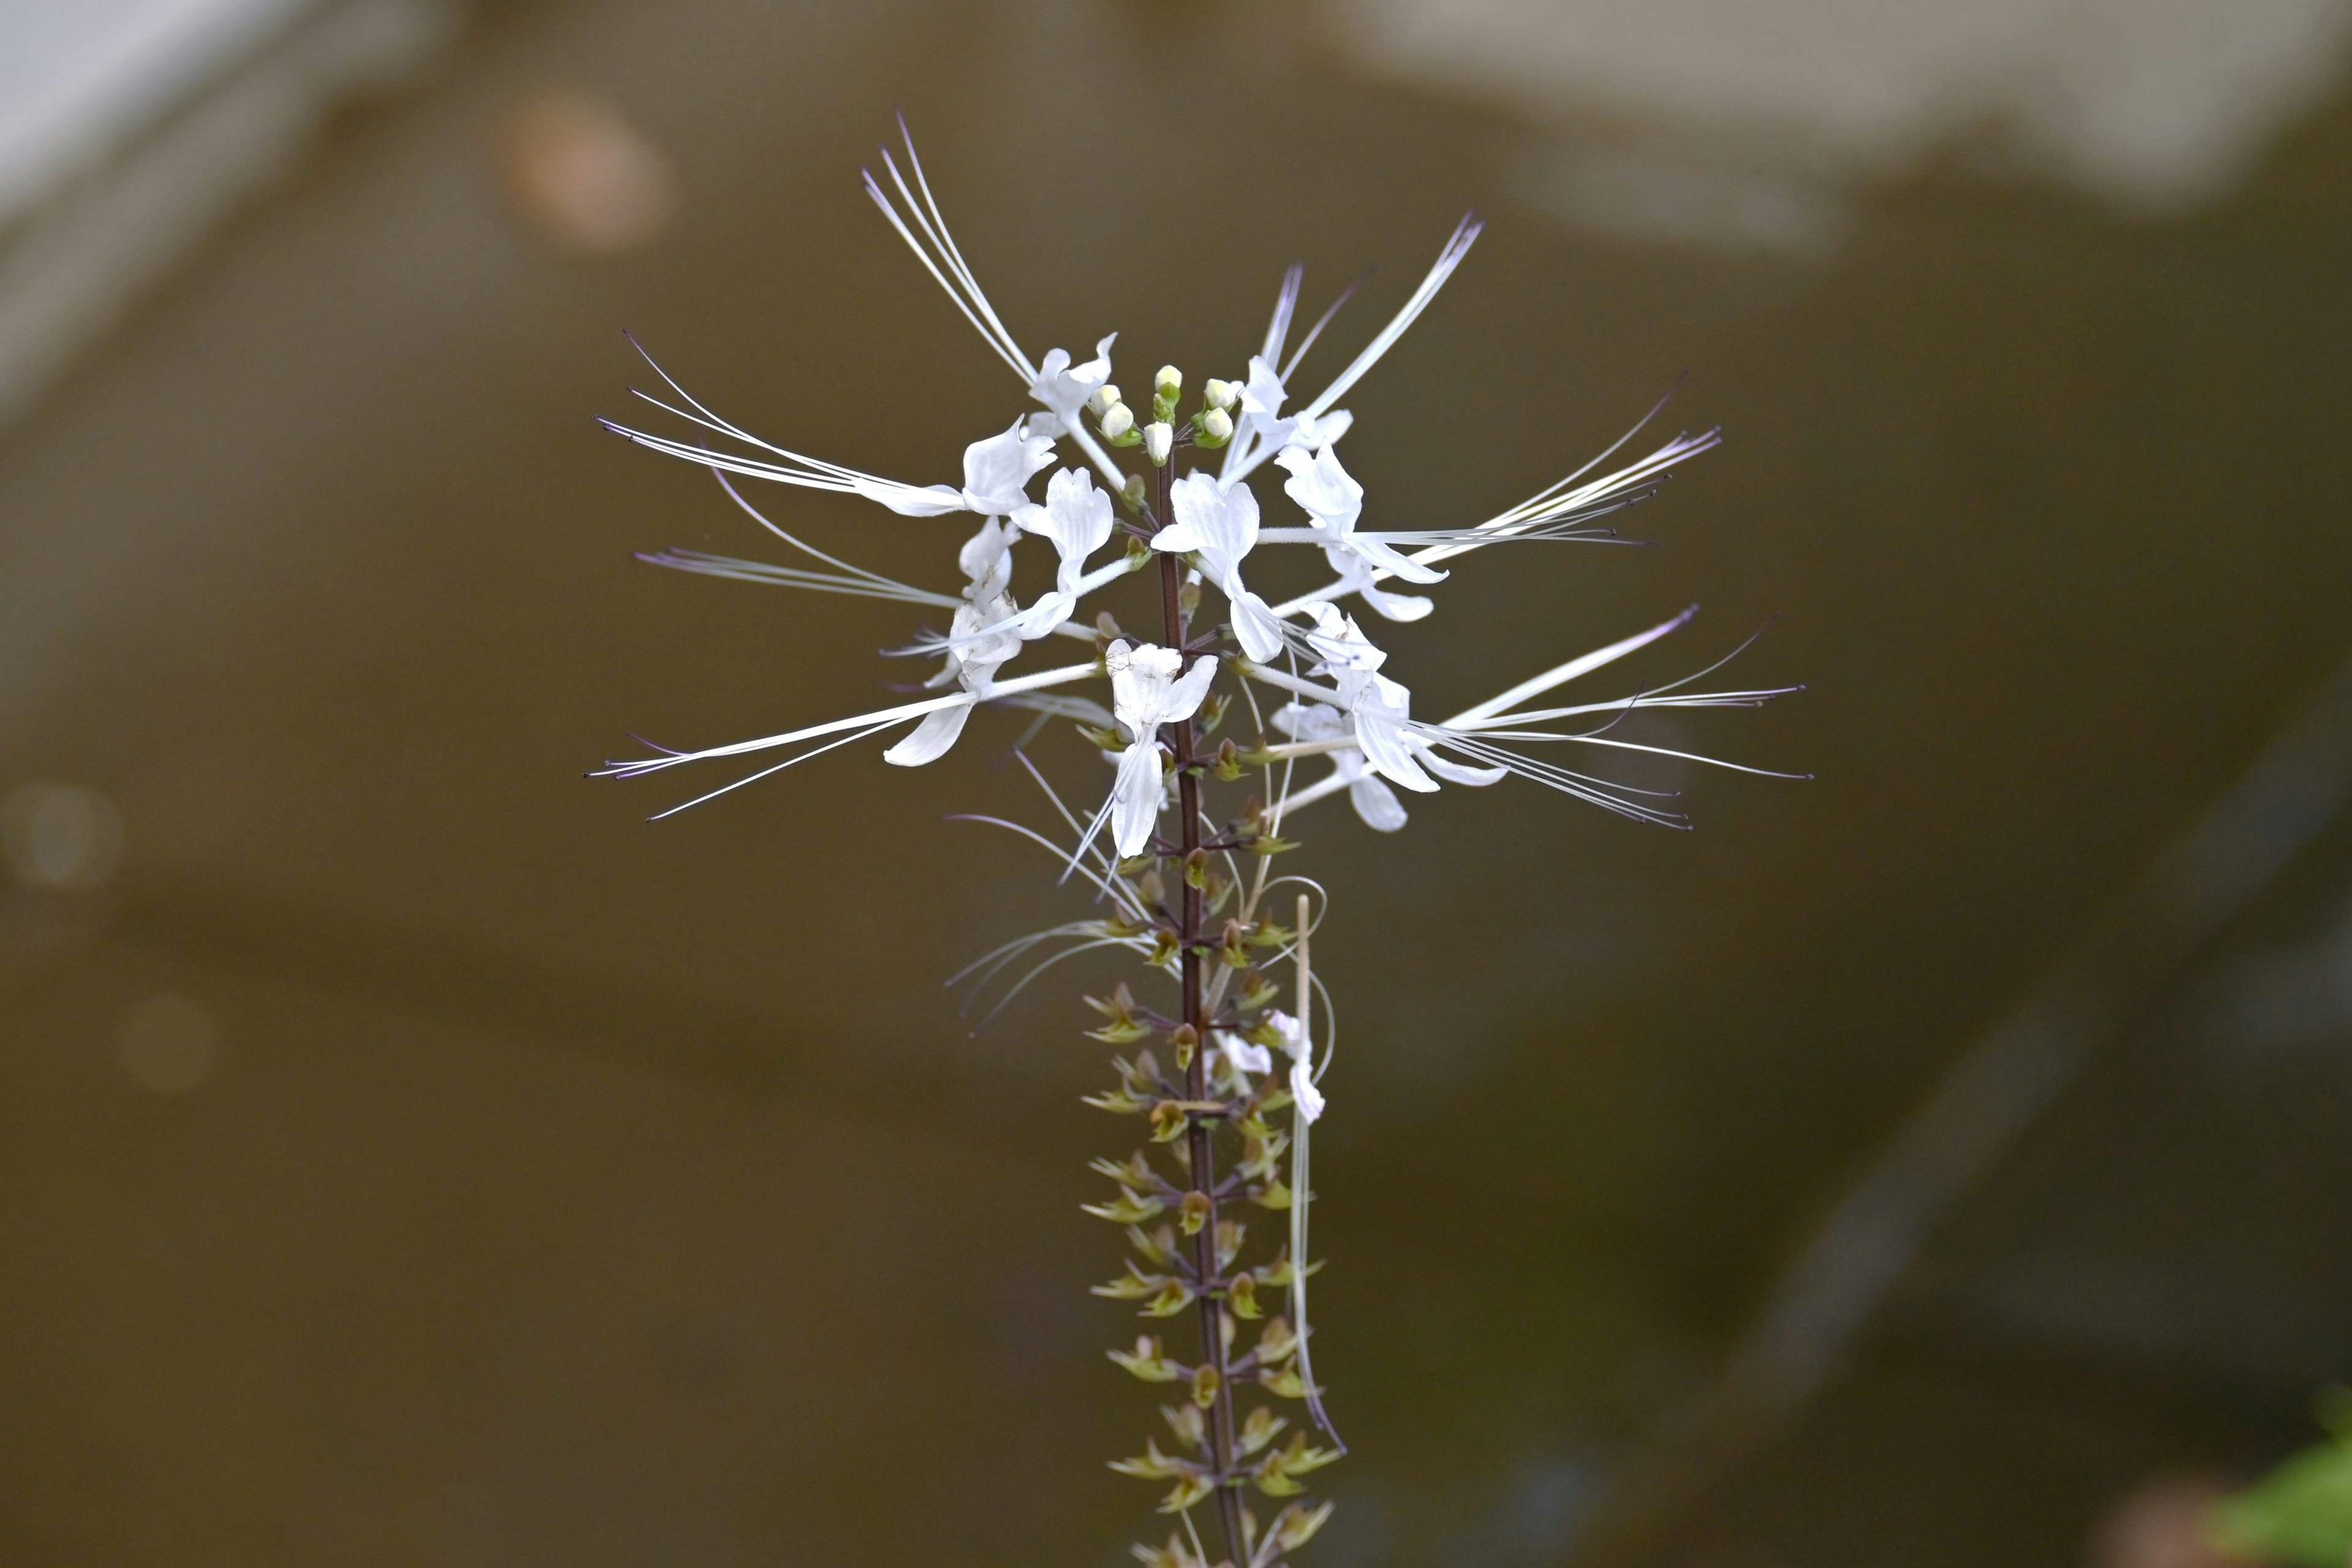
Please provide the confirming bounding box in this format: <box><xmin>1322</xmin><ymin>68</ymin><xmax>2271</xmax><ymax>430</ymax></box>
<box><xmin>0</xmin><ymin>0</ymin><xmax>458</xmax><ymax>427</ymax></box>
<box><xmin>1</xmin><ymin>780</ymin><xmax>125</xmax><ymax>890</ymax></box>
<box><xmin>0</xmin><ymin>0</ymin><xmax>317</xmax><ymax>225</ymax></box>
<box><xmin>115</xmin><ymin>992</ymin><xmax>222</xmax><ymax>1093</ymax></box>
<box><xmin>1334</xmin><ymin>0</ymin><xmax>2352</xmax><ymax>247</ymax></box>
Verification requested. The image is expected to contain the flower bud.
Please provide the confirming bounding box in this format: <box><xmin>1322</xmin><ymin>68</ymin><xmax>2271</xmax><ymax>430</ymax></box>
<box><xmin>1163</xmin><ymin>1402</ymin><xmax>1207</xmax><ymax>1450</ymax></box>
<box><xmin>1099</xmin><ymin>401</ymin><xmax>1134</xmax><ymax>440</ymax></box>
<box><xmin>1194</xmin><ymin>407</ymin><xmax>1232</xmax><ymax>448</ymax></box>
<box><xmin>1144</xmin><ymin>421</ymin><xmax>1174</xmax><ymax>466</ymax></box>
<box><xmin>1177</xmin><ymin>580</ymin><xmax>1202</xmax><ymax>617</ymax></box>
<box><xmin>1155</xmin><ymin>364</ymin><xmax>1183</xmax><ymax>400</ymax></box>
<box><xmin>1121</xmin><ymin>475</ymin><xmax>1148</xmax><ymax>515</ymax></box>
<box><xmin>1088</xmin><ymin>383</ymin><xmax>1121</xmax><ymax>417</ymax></box>
<box><xmin>1238</xmin><ymin>1405</ymin><xmax>1286</xmax><ymax>1457</ymax></box>
<box><xmin>1276</xmin><ymin>1502</ymin><xmax>1336</xmax><ymax>1552</ymax></box>
<box><xmin>1202</xmin><ymin>377</ymin><xmax>1238</xmax><ymax>411</ymax></box>
<box><xmin>1190</xmin><ymin>1362</ymin><xmax>1221</xmax><ymax>1409</ymax></box>
<box><xmin>1179</xmin><ymin>1190</ymin><xmax>1212</xmax><ymax>1235</ymax></box>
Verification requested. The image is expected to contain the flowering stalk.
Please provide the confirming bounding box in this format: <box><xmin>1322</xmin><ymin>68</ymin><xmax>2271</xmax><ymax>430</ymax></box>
<box><xmin>595</xmin><ymin>116</ymin><xmax>1801</xmax><ymax>1568</ymax></box>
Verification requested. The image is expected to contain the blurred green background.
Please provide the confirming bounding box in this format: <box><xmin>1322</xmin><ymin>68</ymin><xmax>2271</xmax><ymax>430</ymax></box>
<box><xmin>5</xmin><ymin>1</ymin><xmax>2352</xmax><ymax>1564</ymax></box>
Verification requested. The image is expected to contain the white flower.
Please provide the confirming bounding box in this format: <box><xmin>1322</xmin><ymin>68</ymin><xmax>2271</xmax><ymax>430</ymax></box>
<box><xmin>1274</xmin><ymin>443</ymin><xmax>1446</xmax><ymax>594</ymax></box>
<box><xmin>1031</xmin><ymin>334</ymin><xmax>1117</xmax><ymax>423</ymax></box>
<box><xmin>1297</xmin><ymin>603</ymin><xmax>1506</xmax><ymax>795</ymax></box>
<box><xmin>1272</xmin><ymin>701</ymin><xmax>1408</xmax><ymax>832</ymax></box>
<box><xmin>1006</xmin><ymin>467</ymin><xmax>1116</xmax><ymax>636</ymax></box>
<box><xmin>1265</xmin><ymin>1009</ymin><xmax>1322</xmax><ymax>1124</ymax></box>
<box><xmin>1215</xmin><ymin>1030</ymin><xmax>1273</xmax><ymax>1076</ymax></box>
<box><xmin>1104</xmin><ymin>640</ymin><xmax>1219</xmax><ymax>857</ymax></box>
<box><xmin>956</xmin><ymin>516</ymin><xmax>1017</xmax><ymax>602</ymax></box>
<box><xmin>957</xmin><ymin>418</ymin><xmax>1057</xmax><ymax>517</ymax></box>
<box><xmin>883</xmin><ymin>589</ymin><xmax>1023</xmax><ymax>766</ymax></box>
<box><xmin>1229</xmin><ymin>355</ymin><xmax>1353</xmax><ymax>475</ymax></box>
<box><xmin>882</xmin><ymin>516</ymin><xmax>1031</xmax><ymax>767</ymax></box>
<box><xmin>1297</xmin><ymin>603</ymin><xmax>1429</xmax><ymax>792</ymax></box>
<box><xmin>1152</xmin><ymin>473</ymin><xmax>1287</xmax><ymax>662</ymax></box>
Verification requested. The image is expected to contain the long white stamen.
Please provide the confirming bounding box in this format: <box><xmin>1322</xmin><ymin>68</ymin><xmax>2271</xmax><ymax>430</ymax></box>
<box><xmin>1296</xmin><ymin>215</ymin><xmax>1479</xmax><ymax>422</ymax></box>
<box><xmin>645</xmin><ymin>718</ymin><xmax>901</xmax><ymax>820</ymax></box>
<box><xmin>1445</xmin><ymin>608</ymin><xmax>1697</xmax><ymax>728</ymax></box>
<box><xmin>599</xmin><ymin>660</ymin><xmax>1098</xmax><ymax>778</ymax></box>
<box><xmin>1265</xmin><ymin>425</ymin><xmax>1719</xmax><ymax>619</ymax></box>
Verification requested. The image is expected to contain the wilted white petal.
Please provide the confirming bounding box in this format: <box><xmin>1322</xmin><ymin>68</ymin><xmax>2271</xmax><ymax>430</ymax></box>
<box><xmin>1216</xmin><ymin>1031</ymin><xmax>1273</xmax><ymax>1076</ymax></box>
<box><xmin>1291</xmin><ymin>1059</ymin><xmax>1326</xmax><ymax>1123</ymax></box>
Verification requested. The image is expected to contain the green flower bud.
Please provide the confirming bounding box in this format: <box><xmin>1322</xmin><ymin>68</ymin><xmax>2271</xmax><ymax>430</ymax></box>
<box><xmin>1178</xmin><ymin>1190</ymin><xmax>1212</xmax><ymax>1235</ymax></box>
<box><xmin>1155</xmin><ymin>364</ymin><xmax>1183</xmax><ymax>399</ymax></box>
<box><xmin>1202</xmin><ymin>377</ymin><xmax>1239</xmax><ymax>411</ymax></box>
<box><xmin>1099</xmin><ymin>401</ymin><xmax>1135</xmax><ymax>440</ymax></box>
<box><xmin>1194</xmin><ymin>406</ymin><xmax>1232</xmax><ymax>447</ymax></box>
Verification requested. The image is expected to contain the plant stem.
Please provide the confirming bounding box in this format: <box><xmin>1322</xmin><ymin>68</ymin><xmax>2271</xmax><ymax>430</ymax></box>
<box><xmin>1155</xmin><ymin>456</ymin><xmax>1247</xmax><ymax>1564</ymax></box>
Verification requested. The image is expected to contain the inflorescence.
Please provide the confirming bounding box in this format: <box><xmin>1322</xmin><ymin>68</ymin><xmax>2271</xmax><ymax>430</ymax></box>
<box><xmin>597</xmin><ymin>114</ymin><xmax>1801</xmax><ymax>1568</ymax></box>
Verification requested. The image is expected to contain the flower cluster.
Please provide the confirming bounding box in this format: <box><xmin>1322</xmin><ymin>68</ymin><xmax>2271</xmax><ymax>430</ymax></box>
<box><xmin>599</xmin><ymin>118</ymin><xmax>1798</xmax><ymax>1568</ymax></box>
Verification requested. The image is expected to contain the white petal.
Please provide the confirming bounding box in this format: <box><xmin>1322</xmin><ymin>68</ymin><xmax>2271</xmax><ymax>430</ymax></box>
<box><xmin>853</xmin><ymin>477</ymin><xmax>966</xmax><ymax>516</ymax></box>
<box><xmin>1227</xmin><ymin>591</ymin><xmax>1289</xmax><ymax>663</ymax></box>
<box><xmin>1163</xmin><ymin>654</ymin><xmax>1221</xmax><ymax>724</ymax></box>
<box><xmin>1348</xmin><ymin>533</ymin><xmax>1448</xmax><ymax>584</ymax></box>
<box><xmin>1110</xmin><ymin>742</ymin><xmax>1166</xmax><ymax>857</ymax></box>
<box><xmin>1354</xmin><ymin>677</ymin><xmax>1436</xmax><ymax>792</ymax></box>
<box><xmin>1008</xmin><ymin>590</ymin><xmax>1076</xmax><ymax>639</ymax></box>
<box><xmin>881</xmin><ymin>702</ymin><xmax>973</xmax><ymax>766</ymax></box>
<box><xmin>1275</xmin><ymin>443</ymin><xmax>1362</xmax><ymax>532</ymax></box>
<box><xmin>1420</xmin><ymin>750</ymin><xmax>1507</xmax><ymax>786</ymax></box>
<box><xmin>1348</xmin><ymin>774</ymin><xmax>1409</xmax><ymax>831</ymax></box>
<box><xmin>1357</xmin><ymin>578</ymin><xmax>1436</xmax><ymax>622</ymax></box>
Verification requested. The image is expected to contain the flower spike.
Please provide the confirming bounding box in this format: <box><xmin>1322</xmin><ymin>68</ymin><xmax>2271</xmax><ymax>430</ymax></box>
<box><xmin>597</xmin><ymin>118</ymin><xmax>1796</xmax><ymax>1568</ymax></box>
